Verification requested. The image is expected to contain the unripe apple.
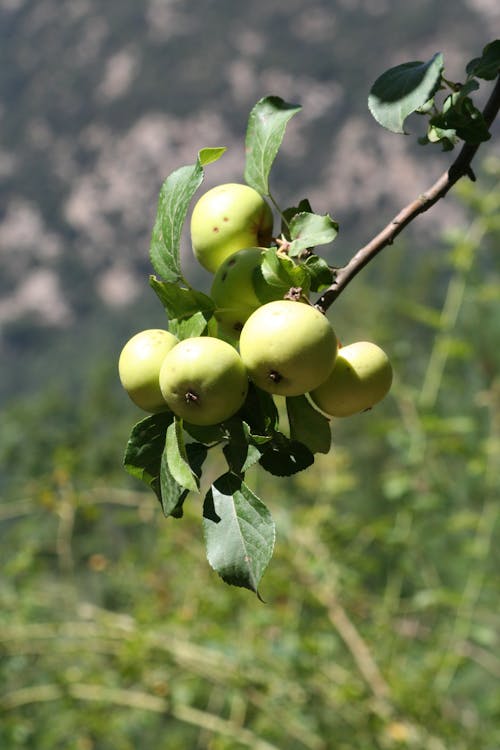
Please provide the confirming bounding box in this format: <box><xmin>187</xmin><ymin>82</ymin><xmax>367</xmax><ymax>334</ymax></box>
<box><xmin>190</xmin><ymin>183</ymin><xmax>273</xmax><ymax>272</ymax></box>
<box><xmin>118</xmin><ymin>329</ymin><xmax>179</xmax><ymax>412</ymax></box>
<box><xmin>239</xmin><ymin>300</ymin><xmax>337</xmax><ymax>397</ymax></box>
<box><xmin>310</xmin><ymin>341</ymin><xmax>393</xmax><ymax>417</ymax></box>
<box><xmin>210</xmin><ymin>247</ymin><xmax>267</xmax><ymax>339</ymax></box>
<box><xmin>159</xmin><ymin>336</ymin><xmax>248</xmax><ymax>425</ymax></box>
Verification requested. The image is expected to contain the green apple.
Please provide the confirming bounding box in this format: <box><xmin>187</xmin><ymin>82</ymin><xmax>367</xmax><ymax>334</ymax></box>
<box><xmin>190</xmin><ymin>183</ymin><xmax>273</xmax><ymax>272</ymax></box>
<box><xmin>310</xmin><ymin>341</ymin><xmax>393</xmax><ymax>417</ymax></box>
<box><xmin>210</xmin><ymin>246</ymin><xmax>268</xmax><ymax>339</ymax></box>
<box><xmin>159</xmin><ymin>336</ymin><xmax>248</xmax><ymax>425</ymax></box>
<box><xmin>239</xmin><ymin>300</ymin><xmax>337</xmax><ymax>397</ymax></box>
<box><xmin>118</xmin><ymin>329</ymin><xmax>179</xmax><ymax>412</ymax></box>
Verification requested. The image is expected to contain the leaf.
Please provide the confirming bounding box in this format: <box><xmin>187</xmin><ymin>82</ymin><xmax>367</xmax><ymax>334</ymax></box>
<box><xmin>288</xmin><ymin>212</ymin><xmax>338</xmax><ymax>256</ymax></box>
<box><xmin>430</xmin><ymin>94</ymin><xmax>491</xmax><ymax>146</ymax></box>
<box><xmin>368</xmin><ymin>53</ymin><xmax>444</xmax><ymax>134</ymax></box>
<box><xmin>165</xmin><ymin>419</ymin><xmax>199</xmax><ymax>493</ymax></box>
<box><xmin>184</xmin><ymin>421</ymin><xmax>225</xmax><ymax>445</ymax></box>
<box><xmin>238</xmin><ymin>382</ymin><xmax>279</xmax><ymax>439</ymax></box>
<box><xmin>304</xmin><ymin>254</ymin><xmax>335</xmax><ymax>292</ymax></box>
<box><xmin>259</xmin><ymin>431</ymin><xmax>314</xmax><ymax>476</ymax></box>
<box><xmin>286</xmin><ymin>395</ymin><xmax>331</xmax><ymax>454</ymax></box>
<box><xmin>160</xmin><ymin>441</ymin><xmax>208</xmax><ymax>518</ymax></box>
<box><xmin>253</xmin><ymin>247</ymin><xmax>309</xmax><ymax>302</ymax></box>
<box><xmin>203</xmin><ymin>473</ymin><xmax>275</xmax><ymax>595</ymax></box>
<box><xmin>222</xmin><ymin>419</ymin><xmax>263</xmax><ymax>474</ymax></box>
<box><xmin>149</xmin><ymin>277</ymin><xmax>215</xmax><ymax>338</ymax></box>
<box><xmin>244</xmin><ymin>96</ymin><xmax>301</xmax><ymax>196</ymax></box>
<box><xmin>123</xmin><ymin>412</ymin><xmax>173</xmax><ymax>502</ymax></box>
<box><xmin>149</xmin><ymin>147</ymin><xmax>226</xmax><ymax>282</ymax></box>
<box><xmin>466</xmin><ymin>40</ymin><xmax>500</xmax><ymax>80</ymax></box>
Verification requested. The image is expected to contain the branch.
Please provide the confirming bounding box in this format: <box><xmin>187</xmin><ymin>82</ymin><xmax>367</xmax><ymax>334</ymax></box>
<box><xmin>315</xmin><ymin>74</ymin><xmax>500</xmax><ymax>313</ymax></box>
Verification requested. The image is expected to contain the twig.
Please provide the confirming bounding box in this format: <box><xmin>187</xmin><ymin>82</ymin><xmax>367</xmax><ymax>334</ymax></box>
<box><xmin>315</xmin><ymin>74</ymin><xmax>500</xmax><ymax>313</ymax></box>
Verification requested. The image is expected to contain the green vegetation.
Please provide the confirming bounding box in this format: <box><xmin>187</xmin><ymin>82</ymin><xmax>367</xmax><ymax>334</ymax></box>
<box><xmin>1</xmin><ymin>161</ymin><xmax>499</xmax><ymax>748</ymax></box>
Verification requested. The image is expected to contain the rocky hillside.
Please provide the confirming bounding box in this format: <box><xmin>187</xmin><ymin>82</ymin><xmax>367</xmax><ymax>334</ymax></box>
<box><xmin>1</xmin><ymin>0</ymin><xmax>498</xmax><ymax>399</ymax></box>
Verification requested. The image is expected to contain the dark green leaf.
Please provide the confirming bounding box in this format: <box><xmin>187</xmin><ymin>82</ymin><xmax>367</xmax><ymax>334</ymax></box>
<box><xmin>368</xmin><ymin>53</ymin><xmax>444</xmax><ymax>134</ymax></box>
<box><xmin>184</xmin><ymin>421</ymin><xmax>225</xmax><ymax>445</ymax></box>
<box><xmin>244</xmin><ymin>96</ymin><xmax>301</xmax><ymax>195</ymax></box>
<box><xmin>259</xmin><ymin>431</ymin><xmax>314</xmax><ymax>476</ymax></box>
<box><xmin>149</xmin><ymin>147</ymin><xmax>226</xmax><ymax>282</ymax></box>
<box><xmin>238</xmin><ymin>382</ymin><xmax>279</xmax><ymax>438</ymax></box>
<box><xmin>286</xmin><ymin>395</ymin><xmax>332</xmax><ymax>455</ymax></box>
<box><xmin>288</xmin><ymin>212</ymin><xmax>338</xmax><ymax>256</ymax></box>
<box><xmin>466</xmin><ymin>40</ymin><xmax>500</xmax><ymax>80</ymax></box>
<box><xmin>160</xmin><ymin>441</ymin><xmax>208</xmax><ymax>518</ymax></box>
<box><xmin>222</xmin><ymin>419</ymin><xmax>263</xmax><ymax>474</ymax></box>
<box><xmin>304</xmin><ymin>254</ymin><xmax>335</xmax><ymax>292</ymax></box>
<box><xmin>203</xmin><ymin>473</ymin><xmax>275</xmax><ymax>595</ymax></box>
<box><xmin>123</xmin><ymin>412</ymin><xmax>173</xmax><ymax>502</ymax></box>
<box><xmin>160</xmin><ymin>450</ymin><xmax>188</xmax><ymax>518</ymax></box>
<box><xmin>165</xmin><ymin>419</ymin><xmax>199</xmax><ymax>493</ymax></box>
<box><xmin>430</xmin><ymin>95</ymin><xmax>491</xmax><ymax>145</ymax></box>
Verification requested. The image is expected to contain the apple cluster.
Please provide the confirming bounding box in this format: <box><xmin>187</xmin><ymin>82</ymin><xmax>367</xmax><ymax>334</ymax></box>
<box><xmin>118</xmin><ymin>183</ymin><xmax>393</xmax><ymax>426</ymax></box>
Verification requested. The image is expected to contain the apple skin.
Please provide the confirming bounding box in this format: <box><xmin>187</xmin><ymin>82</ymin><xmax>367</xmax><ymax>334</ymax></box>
<box><xmin>239</xmin><ymin>300</ymin><xmax>337</xmax><ymax>397</ymax></box>
<box><xmin>190</xmin><ymin>183</ymin><xmax>273</xmax><ymax>273</ymax></box>
<box><xmin>159</xmin><ymin>336</ymin><xmax>248</xmax><ymax>426</ymax></box>
<box><xmin>310</xmin><ymin>341</ymin><xmax>393</xmax><ymax>417</ymax></box>
<box><xmin>210</xmin><ymin>247</ymin><xmax>268</xmax><ymax>339</ymax></box>
<box><xmin>118</xmin><ymin>329</ymin><xmax>179</xmax><ymax>412</ymax></box>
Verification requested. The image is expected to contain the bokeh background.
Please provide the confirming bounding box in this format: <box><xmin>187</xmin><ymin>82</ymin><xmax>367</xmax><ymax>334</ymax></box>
<box><xmin>1</xmin><ymin>1</ymin><xmax>500</xmax><ymax>748</ymax></box>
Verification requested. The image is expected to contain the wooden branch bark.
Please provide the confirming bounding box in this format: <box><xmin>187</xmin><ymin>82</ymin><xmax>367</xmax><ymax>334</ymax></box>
<box><xmin>315</xmin><ymin>74</ymin><xmax>500</xmax><ymax>313</ymax></box>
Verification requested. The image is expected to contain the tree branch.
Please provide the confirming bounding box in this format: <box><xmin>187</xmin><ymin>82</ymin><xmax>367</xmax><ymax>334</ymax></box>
<box><xmin>315</xmin><ymin>74</ymin><xmax>500</xmax><ymax>313</ymax></box>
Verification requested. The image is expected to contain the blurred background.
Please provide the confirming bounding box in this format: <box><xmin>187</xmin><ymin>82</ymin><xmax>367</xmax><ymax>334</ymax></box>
<box><xmin>1</xmin><ymin>1</ymin><xmax>500</xmax><ymax>748</ymax></box>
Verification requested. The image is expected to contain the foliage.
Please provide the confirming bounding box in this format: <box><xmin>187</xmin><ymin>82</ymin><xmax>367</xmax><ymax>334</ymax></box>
<box><xmin>122</xmin><ymin>44</ymin><xmax>500</xmax><ymax>594</ymax></box>
<box><xmin>1</xmin><ymin>168</ymin><xmax>500</xmax><ymax>746</ymax></box>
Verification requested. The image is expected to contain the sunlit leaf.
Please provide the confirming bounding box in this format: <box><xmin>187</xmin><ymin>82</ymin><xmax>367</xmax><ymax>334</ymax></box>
<box><xmin>149</xmin><ymin>147</ymin><xmax>226</xmax><ymax>282</ymax></box>
<box><xmin>203</xmin><ymin>472</ymin><xmax>275</xmax><ymax>595</ymax></box>
<box><xmin>244</xmin><ymin>96</ymin><xmax>301</xmax><ymax>195</ymax></box>
<box><xmin>368</xmin><ymin>53</ymin><xmax>444</xmax><ymax>134</ymax></box>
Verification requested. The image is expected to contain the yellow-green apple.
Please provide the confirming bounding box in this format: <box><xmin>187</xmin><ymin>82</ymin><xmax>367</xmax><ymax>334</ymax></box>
<box><xmin>210</xmin><ymin>247</ymin><xmax>269</xmax><ymax>339</ymax></box>
<box><xmin>190</xmin><ymin>183</ymin><xmax>273</xmax><ymax>272</ymax></box>
<box><xmin>310</xmin><ymin>341</ymin><xmax>393</xmax><ymax>417</ymax></box>
<box><xmin>118</xmin><ymin>329</ymin><xmax>178</xmax><ymax>412</ymax></box>
<box><xmin>239</xmin><ymin>300</ymin><xmax>337</xmax><ymax>396</ymax></box>
<box><xmin>159</xmin><ymin>336</ymin><xmax>248</xmax><ymax>425</ymax></box>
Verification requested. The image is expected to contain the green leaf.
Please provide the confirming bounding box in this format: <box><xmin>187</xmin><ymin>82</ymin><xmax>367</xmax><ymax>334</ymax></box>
<box><xmin>203</xmin><ymin>473</ymin><xmax>275</xmax><ymax>595</ymax></box>
<box><xmin>149</xmin><ymin>147</ymin><xmax>226</xmax><ymax>282</ymax></box>
<box><xmin>259</xmin><ymin>431</ymin><xmax>314</xmax><ymax>476</ymax></box>
<box><xmin>184</xmin><ymin>421</ymin><xmax>225</xmax><ymax>445</ymax></box>
<box><xmin>238</xmin><ymin>382</ymin><xmax>279</xmax><ymax>439</ymax></box>
<box><xmin>430</xmin><ymin>93</ymin><xmax>491</xmax><ymax>146</ymax></box>
<box><xmin>244</xmin><ymin>96</ymin><xmax>301</xmax><ymax>196</ymax></box>
<box><xmin>304</xmin><ymin>254</ymin><xmax>335</xmax><ymax>292</ymax></box>
<box><xmin>123</xmin><ymin>412</ymin><xmax>173</xmax><ymax>502</ymax></box>
<box><xmin>149</xmin><ymin>277</ymin><xmax>215</xmax><ymax>338</ymax></box>
<box><xmin>160</xmin><ymin>441</ymin><xmax>208</xmax><ymax>518</ymax></box>
<box><xmin>288</xmin><ymin>212</ymin><xmax>338</xmax><ymax>256</ymax></box>
<box><xmin>281</xmin><ymin>199</ymin><xmax>313</xmax><ymax>237</ymax></box>
<box><xmin>466</xmin><ymin>40</ymin><xmax>500</xmax><ymax>80</ymax></box>
<box><xmin>170</xmin><ymin>310</ymin><xmax>211</xmax><ymax>340</ymax></box>
<box><xmin>286</xmin><ymin>395</ymin><xmax>331</xmax><ymax>454</ymax></box>
<box><xmin>222</xmin><ymin>419</ymin><xmax>263</xmax><ymax>475</ymax></box>
<box><xmin>254</xmin><ymin>247</ymin><xmax>309</xmax><ymax>302</ymax></box>
<box><xmin>165</xmin><ymin>419</ymin><xmax>199</xmax><ymax>493</ymax></box>
<box><xmin>368</xmin><ymin>53</ymin><xmax>444</xmax><ymax>134</ymax></box>
<box><xmin>159</xmin><ymin>451</ymin><xmax>188</xmax><ymax>518</ymax></box>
